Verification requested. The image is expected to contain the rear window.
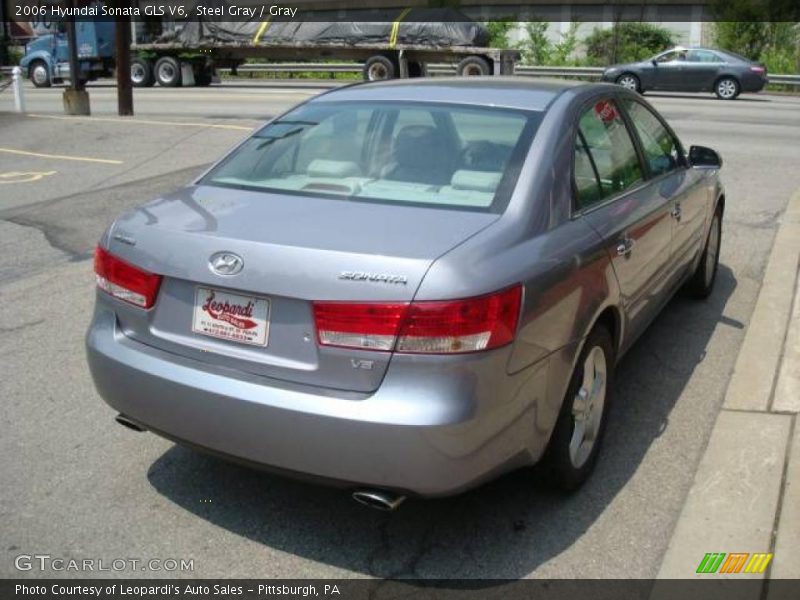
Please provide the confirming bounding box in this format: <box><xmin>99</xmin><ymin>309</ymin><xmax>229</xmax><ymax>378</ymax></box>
<box><xmin>202</xmin><ymin>101</ymin><xmax>540</xmax><ymax>212</ymax></box>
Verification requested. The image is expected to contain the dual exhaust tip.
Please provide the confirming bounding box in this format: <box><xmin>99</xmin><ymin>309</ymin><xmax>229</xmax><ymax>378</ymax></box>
<box><xmin>114</xmin><ymin>414</ymin><xmax>406</xmax><ymax>510</ymax></box>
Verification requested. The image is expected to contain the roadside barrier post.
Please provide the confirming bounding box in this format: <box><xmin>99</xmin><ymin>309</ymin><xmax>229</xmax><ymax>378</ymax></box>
<box><xmin>12</xmin><ymin>66</ymin><xmax>25</xmax><ymax>113</ymax></box>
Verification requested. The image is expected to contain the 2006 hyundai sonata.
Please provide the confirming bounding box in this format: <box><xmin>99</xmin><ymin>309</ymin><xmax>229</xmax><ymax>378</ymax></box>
<box><xmin>87</xmin><ymin>78</ymin><xmax>724</xmax><ymax>509</ymax></box>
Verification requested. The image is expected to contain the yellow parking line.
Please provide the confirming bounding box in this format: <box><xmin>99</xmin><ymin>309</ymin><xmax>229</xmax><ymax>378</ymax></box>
<box><xmin>28</xmin><ymin>113</ymin><xmax>255</xmax><ymax>131</ymax></box>
<box><xmin>0</xmin><ymin>147</ymin><xmax>123</xmax><ymax>165</ymax></box>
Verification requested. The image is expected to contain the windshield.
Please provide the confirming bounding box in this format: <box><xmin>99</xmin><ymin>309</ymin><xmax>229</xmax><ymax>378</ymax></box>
<box><xmin>202</xmin><ymin>101</ymin><xmax>541</xmax><ymax>213</ymax></box>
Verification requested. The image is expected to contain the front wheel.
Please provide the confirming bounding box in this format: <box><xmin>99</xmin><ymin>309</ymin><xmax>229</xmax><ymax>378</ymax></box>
<box><xmin>29</xmin><ymin>60</ymin><xmax>51</xmax><ymax>88</ymax></box>
<box><xmin>616</xmin><ymin>73</ymin><xmax>641</xmax><ymax>93</ymax></box>
<box><xmin>686</xmin><ymin>208</ymin><xmax>722</xmax><ymax>298</ymax></box>
<box><xmin>541</xmin><ymin>325</ymin><xmax>615</xmax><ymax>491</ymax></box>
<box><xmin>715</xmin><ymin>77</ymin><xmax>739</xmax><ymax>100</ymax></box>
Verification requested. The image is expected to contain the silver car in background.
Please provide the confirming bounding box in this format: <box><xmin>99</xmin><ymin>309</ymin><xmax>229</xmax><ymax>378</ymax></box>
<box><xmin>87</xmin><ymin>79</ymin><xmax>724</xmax><ymax>509</ymax></box>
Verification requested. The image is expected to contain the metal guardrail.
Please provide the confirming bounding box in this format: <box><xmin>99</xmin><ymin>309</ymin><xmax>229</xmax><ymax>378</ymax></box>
<box><xmin>219</xmin><ymin>62</ymin><xmax>800</xmax><ymax>86</ymax></box>
<box><xmin>4</xmin><ymin>61</ymin><xmax>797</xmax><ymax>86</ymax></box>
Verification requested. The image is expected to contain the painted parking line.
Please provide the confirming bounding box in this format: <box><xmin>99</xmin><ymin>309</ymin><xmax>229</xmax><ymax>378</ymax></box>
<box><xmin>0</xmin><ymin>147</ymin><xmax>123</xmax><ymax>165</ymax></box>
<box><xmin>0</xmin><ymin>170</ymin><xmax>57</xmax><ymax>184</ymax></box>
<box><xmin>28</xmin><ymin>113</ymin><xmax>256</xmax><ymax>131</ymax></box>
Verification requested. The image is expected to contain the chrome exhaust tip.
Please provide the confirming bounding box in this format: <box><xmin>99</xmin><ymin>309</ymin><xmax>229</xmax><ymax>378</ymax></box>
<box><xmin>352</xmin><ymin>489</ymin><xmax>406</xmax><ymax>511</ymax></box>
<box><xmin>115</xmin><ymin>414</ymin><xmax>146</xmax><ymax>432</ymax></box>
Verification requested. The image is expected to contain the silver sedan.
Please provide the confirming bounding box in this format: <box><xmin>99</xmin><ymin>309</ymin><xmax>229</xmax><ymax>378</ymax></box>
<box><xmin>86</xmin><ymin>78</ymin><xmax>724</xmax><ymax>509</ymax></box>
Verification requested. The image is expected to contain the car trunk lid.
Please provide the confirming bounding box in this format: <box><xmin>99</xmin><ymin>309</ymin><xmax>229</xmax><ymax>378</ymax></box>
<box><xmin>104</xmin><ymin>185</ymin><xmax>498</xmax><ymax>393</ymax></box>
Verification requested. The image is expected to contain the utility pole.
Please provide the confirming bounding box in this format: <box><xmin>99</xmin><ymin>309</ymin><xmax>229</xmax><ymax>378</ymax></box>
<box><xmin>63</xmin><ymin>0</ymin><xmax>90</xmax><ymax>114</ymax></box>
<box><xmin>0</xmin><ymin>0</ymin><xmax>9</xmax><ymax>66</ymax></box>
<box><xmin>116</xmin><ymin>2</ymin><xmax>133</xmax><ymax>116</ymax></box>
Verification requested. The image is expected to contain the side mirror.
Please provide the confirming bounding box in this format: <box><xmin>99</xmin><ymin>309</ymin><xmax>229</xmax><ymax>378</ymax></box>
<box><xmin>689</xmin><ymin>145</ymin><xmax>722</xmax><ymax>168</ymax></box>
<box><xmin>651</xmin><ymin>59</ymin><xmax>658</xmax><ymax>66</ymax></box>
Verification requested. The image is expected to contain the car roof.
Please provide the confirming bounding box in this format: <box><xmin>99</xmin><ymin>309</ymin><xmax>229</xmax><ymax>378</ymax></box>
<box><xmin>310</xmin><ymin>77</ymin><xmax>591</xmax><ymax>112</ymax></box>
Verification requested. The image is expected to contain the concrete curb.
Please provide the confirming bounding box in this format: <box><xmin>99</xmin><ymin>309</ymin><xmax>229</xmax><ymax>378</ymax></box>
<box><xmin>657</xmin><ymin>188</ymin><xmax>800</xmax><ymax>581</ymax></box>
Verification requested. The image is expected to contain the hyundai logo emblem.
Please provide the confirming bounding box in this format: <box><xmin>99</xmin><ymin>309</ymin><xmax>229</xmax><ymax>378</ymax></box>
<box><xmin>209</xmin><ymin>252</ymin><xmax>244</xmax><ymax>276</ymax></box>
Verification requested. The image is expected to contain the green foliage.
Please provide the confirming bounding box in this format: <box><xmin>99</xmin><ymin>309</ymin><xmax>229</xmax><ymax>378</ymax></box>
<box><xmin>485</xmin><ymin>18</ymin><xmax>515</xmax><ymax>49</ymax></box>
<box><xmin>516</xmin><ymin>21</ymin><xmax>581</xmax><ymax>66</ymax></box>
<box><xmin>10</xmin><ymin>46</ymin><xmax>24</xmax><ymax>65</ymax></box>
<box><xmin>584</xmin><ymin>23</ymin><xmax>675</xmax><ymax>66</ymax></box>
<box><xmin>712</xmin><ymin>21</ymin><xmax>799</xmax><ymax>72</ymax></box>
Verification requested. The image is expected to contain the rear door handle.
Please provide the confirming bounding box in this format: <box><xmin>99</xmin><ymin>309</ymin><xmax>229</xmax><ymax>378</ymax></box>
<box><xmin>671</xmin><ymin>203</ymin><xmax>682</xmax><ymax>221</ymax></box>
<box><xmin>616</xmin><ymin>237</ymin><xmax>635</xmax><ymax>257</ymax></box>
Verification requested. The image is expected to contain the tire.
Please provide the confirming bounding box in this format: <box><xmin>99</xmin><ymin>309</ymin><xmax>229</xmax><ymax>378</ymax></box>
<box><xmin>130</xmin><ymin>58</ymin><xmax>154</xmax><ymax>87</ymax></box>
<box><xmin>29</xmin><ymin>60</ymin><xmax>51</xmax><ymax>88</ymax></box>
<box><xmin>408</xmin><ymin>61</ymin><xmax>427</xmax><ymax>78</ymax></box>
<box><xmin>195</xmin><ymin>69</ymin><xmax>213</xmax><ymax>86</ymax></box>
<box><xmin>714</xmin><ymin>77</ymin><xmax>739</xmax><ymax>100</ymax></box>
<box><xmin>154</xmin><ymin>56</ymin><xmax>182</xmax><ymax>87</ymax></box>
<box><xmin>541</xmin><ymin>325</ymin><xmax>615</xmax><ymax>491</ymax></box>
<box><xmin>686</xmin><ymin>207</ymin><xmax>722</xmax><ymax>299</ymax></box>
<box><xmin>362</xmin><ymin>55</ymin><xmax>395</xmax><ymax>81</ymax></box>
<box><xmin>616</xmin><ymin>73</ymin><xmax>641</xmax><ymax>93</ymax></box>
<box><xmin>457</xmin><ymin>55</ymin><xmax>491</xmax><ymax>77</ymax></box>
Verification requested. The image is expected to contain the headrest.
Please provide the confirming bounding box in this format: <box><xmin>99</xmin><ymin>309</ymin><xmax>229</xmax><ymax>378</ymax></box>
<box><xmin>393</xmin><ymin>125</ymin><xmax>442</xmax><ymax>169</ymax></box>
<box><xmin>307</xmin><ymin>159</ymin><xmax>361</xmax><ymax>178</ymax></box>
<box><xmin>450</xmin><ymin>170</ymin><xmax>502</xmax><ymax>193</ymax></box>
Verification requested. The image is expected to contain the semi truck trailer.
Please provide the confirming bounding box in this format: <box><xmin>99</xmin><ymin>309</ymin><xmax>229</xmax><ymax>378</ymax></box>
<box><xmin>19</xmin><ymin>10</ymin><xmax>519</xmax><ymax>88</ymax></box>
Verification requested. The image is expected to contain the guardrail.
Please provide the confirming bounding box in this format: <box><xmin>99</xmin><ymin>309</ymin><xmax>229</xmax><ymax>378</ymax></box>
<box><xmin>4</xmin><ymin>62</ymin><xmax>797</xmax><ymax>86</ymax></box>
<box><xmin>219</xmin><ymin>62</ymin><xmax>799</xmax><ymax>86</ymax></box>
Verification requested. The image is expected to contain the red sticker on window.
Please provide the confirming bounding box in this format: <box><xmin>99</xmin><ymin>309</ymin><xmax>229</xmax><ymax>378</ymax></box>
<box><xmin>594</xmin><ymin>101</ymin><xmax>619</xmax><ymax>124</ymax></box>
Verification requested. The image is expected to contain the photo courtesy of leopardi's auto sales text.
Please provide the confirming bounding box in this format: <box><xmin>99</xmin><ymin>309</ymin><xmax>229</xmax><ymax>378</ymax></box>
<box><xmin>1</xmin><ymin>0</ymin><xmax>799</xmax><ymax>599</ymax></box>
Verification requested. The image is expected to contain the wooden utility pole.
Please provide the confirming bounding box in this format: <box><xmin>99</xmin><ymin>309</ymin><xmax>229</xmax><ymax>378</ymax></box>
<box><xmin>62</xmin><ymin>0</ymin><xmax>90</xmax><ymax>114</ymax></box>
<box><xmin>65</xmin><ymin>11</ymin><xmax>81</xmax><ymax>91</ymax></box>
<box><xmin>116</xmin><ymin>4</ymin><xmax>133</xmax><ymax>116</ymax></box>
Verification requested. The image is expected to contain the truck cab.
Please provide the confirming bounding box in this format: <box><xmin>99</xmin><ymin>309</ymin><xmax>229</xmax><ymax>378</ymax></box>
<box><xmin>20</xmin><ymin>20</ymin><xmax>116</xmax><ymax>88</ymax></box>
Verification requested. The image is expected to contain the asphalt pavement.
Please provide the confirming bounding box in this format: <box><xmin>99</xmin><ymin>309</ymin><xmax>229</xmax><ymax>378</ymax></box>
<box><xmin>1</xmin><ymin>80</ymin><xmax>799</xmax><ymax>580</ymax></box>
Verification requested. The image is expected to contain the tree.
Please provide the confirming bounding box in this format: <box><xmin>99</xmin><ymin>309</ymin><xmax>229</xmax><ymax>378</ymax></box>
<box><xmin>584</xmin><ymin>23</ymin><xmax>675</xmax><ymax>66</ymax></box>
<box><xmin>516</xmin><ymin>22</ymin><xmax>580</xmax><ymax>66</ymax></box>
<box><xmin>485</xmin><ymin>18</ymin><xmax>515</xmax><ymax>49</ymax></box>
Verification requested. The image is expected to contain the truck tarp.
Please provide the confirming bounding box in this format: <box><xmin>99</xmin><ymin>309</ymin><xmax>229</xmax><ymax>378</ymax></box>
<box><xmin>156</xmin><ymin>8</ymin><xmax>490</xmax><ymax>48</ymax></box>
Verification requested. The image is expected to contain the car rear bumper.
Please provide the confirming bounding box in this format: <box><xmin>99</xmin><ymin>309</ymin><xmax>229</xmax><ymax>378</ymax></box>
<box><xmin>743</xmin><ymin>76</ymin><xmax>768</xmax><ymax>92</ymax></box>
<box><xmin>86</xmin><ymin>307</ymin><xmax>553</xmax><ymax>497</ymax></box>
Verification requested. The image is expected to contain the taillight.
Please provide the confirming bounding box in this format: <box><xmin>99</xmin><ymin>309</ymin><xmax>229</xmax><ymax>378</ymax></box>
<box><xmin>750</xmin><ymin>66</ymin><xmax>766</xmax><ymax>74</ymax></box>
<box><xmin>94</xmin><ymin>246</ymin><xmax>162</xmax><ymax>309</ymax></box>
<box><xmin>313</xmin><ymin>285</ymin><xmax>522</xmax><ymax>354</ymax></box>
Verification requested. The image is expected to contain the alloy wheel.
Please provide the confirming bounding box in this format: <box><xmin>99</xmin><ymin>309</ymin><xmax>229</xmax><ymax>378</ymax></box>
<box><xmin>569</xmin><ymin>345</ymin><xmax>607</xmax><ymax>469</ymax></box>
<box><xmin>717</xmin><ymin>79</ymin><xmax>737</xmax><ymax>99</ymax></box>
<box><xmin>705</xmin><ymin>214</ymin><xmax>721</xmax><ymax>288</ymax></box>
<box><xmin>618</xmin><ymin>75</ymin><xmax>638</xmax><ymax>91</ymax></box>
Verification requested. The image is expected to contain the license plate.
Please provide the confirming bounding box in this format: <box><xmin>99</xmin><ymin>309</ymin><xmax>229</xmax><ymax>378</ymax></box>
<box><xmin>192</xmin><ymin>287</ymin><xmax>270</xmax><ymax>347</ymax></box>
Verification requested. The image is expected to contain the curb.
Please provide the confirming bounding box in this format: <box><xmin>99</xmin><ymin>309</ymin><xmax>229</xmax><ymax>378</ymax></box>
<box><xmin>656</xmin><ymin>188</ymin><xmax>800</xmax><ymax>581</ymax></box>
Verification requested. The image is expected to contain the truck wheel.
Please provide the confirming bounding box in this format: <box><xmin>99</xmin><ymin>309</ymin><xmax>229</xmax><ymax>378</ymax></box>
<box><xmin>194</xmin><ymin>67</ymin><xmax>213</xmax><ymax>87</ymax></box>
<box><xmin>363</xmin><ymin>55</ymin><xmax>395</xmax><ymax>81</ymax></box>
<box><xmin>154</xmin><ymin>56</ymin><xmax>182</xmax><ymax>87</ymax></box>
<box><xmin>130</xmin><ymin>58</ymin><xmax>154</xmax><ymax>87</ymax></box>
<box><xmin>457</xmin><ymin>56</ymin><xmax>491</xmax><ymax>77</ymax></box>
<box><xmin>29</xmin><ymin>60</ymin><xmax>51</xmax><ymax>88</ymax></box>
<box><xmin>408</xmin><ymin>61</ymin><xmax>427</xmax><ymax>78</ymax></box>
